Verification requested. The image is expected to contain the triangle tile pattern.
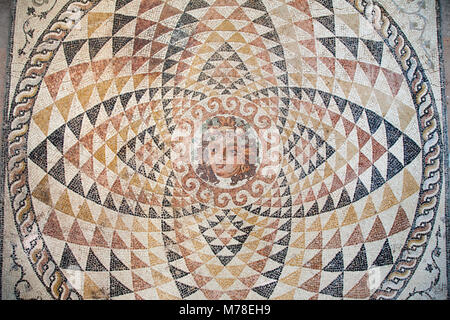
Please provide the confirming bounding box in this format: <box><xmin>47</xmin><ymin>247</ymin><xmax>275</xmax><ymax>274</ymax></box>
<box><xmin>22</xmin><ymin>0</ymin><xmax>427</xmax><ymax>300</ymax></box>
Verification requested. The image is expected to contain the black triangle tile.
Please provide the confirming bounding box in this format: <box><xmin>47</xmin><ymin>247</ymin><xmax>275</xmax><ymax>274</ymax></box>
<box><xmin>110</xmin><ymin>274</ymin><xmax>132</xmax><ymax>297</ymax></box>
<box><xmin>323</xmin><ymin>250</ymin><xmax>344</xmax><ymax>272</ymax></box>
<box><xmin>175</xmin><ymin>281</ymin><xmax>198</xmax><ymax>298</ymax></box>
<box><xmin>372</xmin><ymin>239</ymin><xmax>394</xmax><ymax>267</ymax></box>
<box><xmin>316</xmin><ymin>15</ymin><xmax>335</xmax><ymax>34</ymax></box>
<box><xmin>403</xmin><ymin>135</ymin><xmax>421</xmax><ymax>166</ymax></box>
<box><xmin>86</xmin><ymin>104</ymin><xmax>101</xmax><ymax>126</ymax></box>
<box><xmin>29</xmin><ymin>140</ymin><xmax>47</xmax><ymax>171</ymax></box>
<box><xmin>184</xmin><ymin>0</ymin><xmax>209</xmax><ymax>11</ymax></box>
<box><xmin>67</xmin><ymin>172</ymin><xmax>85</xmax><ymax>197</ymax></box>
<box><xmin>317</xmin><ymin>37</ymin><xmax>336</xmax><ymax>56</ymax></box>
<box><xmin>112</xmin><ymin>37</ymin><xmax>133</xmax><ymax>55</ymax></box>
<box><xmin>60</xmin><ymin>244</ymin><xmax>82</xmax><ymax>270</ymax></box>
<box><xmin>320</xmin><ymin>273</ymin><xmax>343</xmax><ymax>297</ymax></box>
<box><xmin>360</xmin><ymin>39</ymin><xmax>383</xmax><ymax>65</ymax></box>
<box><xmin>353</xmin><ymin>178</ymin><xmax>369</xmax><ymax>202</ymax></box>
<box><xmin>384</xmin><ymin>120</ymin><xmax>402</xmax><ymax>148</ymax></box>
<box><xmin>345</xmin><ymin>245</ymin><xmax>368</xmax><ymax>271</ymax></box>
<box><xmin>262</xmin><ymin>266</ymin><xmax>283</xmax><ymax>280</ymax></box>
<box><xmin>86</xmin><ymin>248</ymin><xmax>107</xmax><ymax>271</ymax></box>
<box><xmin>88</xmin><ymin>37</ymin><xmax>111</xmax><ymax>60</ymax></box>
<box><xmin>63</xmin><ymin>39</ymin><xmax>87</xmax><ymax>65</ymax></box>
<box><xmin>337</xmin><ymin>37</ymin><xmax>359</xmax><ymax>58</ymax></box>
<box><xmin>112</xmin><ymin>14</ymin><xmax>135</xmax><ymax>35</ymax></box>
<box><xmin>67</xmin><ymin>113</ymin><xmax>84</xmax><ymax>139</ymax></box>
<box><xmin>110</xmin><ymin>250</ymin><xmax>128</xmax><ymax>271</ymax></box>
<box><xmin>386</xmin><ymin>152</ymin><xmax>403</xmax><ymax>180</ymax></box>
<box><xmin>47</xmin><ymin>125</ymin><xmax>65</xmax><ymax>153</ymax></box>
<box><xmin>252</xmin><ymin>281</ymin><xmax>277</xmax><ymax>298</ymax></box>
<box><xmin>48</xmin><ymin>157</ymin><xmax>66</xmax><ymax>185</ymax></box>
<box><xmin>169</xmin><ymin>265</ymin><xmax>189</xmax><ymax>279</ymax></box>
<box><xmin>86</xmin><ymin>183</ymin><xmax>102</xmax><ymax>205</ymax></box>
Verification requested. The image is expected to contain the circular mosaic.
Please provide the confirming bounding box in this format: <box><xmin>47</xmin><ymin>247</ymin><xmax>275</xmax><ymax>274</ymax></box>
<box><xmin>172</xmin><ymin>95</ymin><xmax>281</xmax><ymax>207</ymax></box>
<box><xmin>7</xmin><ymin>0</ymin><xmax>443</xmax><ymax>300</ymax></box>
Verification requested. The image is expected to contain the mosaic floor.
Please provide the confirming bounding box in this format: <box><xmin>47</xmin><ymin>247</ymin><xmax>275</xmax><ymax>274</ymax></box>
<box><xmin>1</xmin><ymin>0</ymin><xmax>448</xmax><ymax>300</ymax></box>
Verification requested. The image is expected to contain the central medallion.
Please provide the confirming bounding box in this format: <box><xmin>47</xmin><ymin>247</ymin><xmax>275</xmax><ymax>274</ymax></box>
<box><xmin>172</xmin><ymin>96</ymin><xmax>282</xmax><ymax>208</ymax></box>
<box><xmin>193</xmin><ymin>115</ymin><xmax>261</xmax><ymax>189</ymax></box>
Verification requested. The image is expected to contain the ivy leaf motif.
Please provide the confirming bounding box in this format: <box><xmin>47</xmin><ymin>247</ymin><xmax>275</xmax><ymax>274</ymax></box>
<box><xmin>27</xmin><ymin>7</ymin><xmax>36</xmax><ymax>16</ymax></box>
<box><xmin>39</xmin><ymin>12</ymin><xmax>48</xmax><ymax>20</ymax></box>
<box><xmin>425</xmin><ymin>264</ymin><xmax>433</xmax><ymax>273</ymax></box>
<box><xmin>435</xmin><ymin>247</ymin><xmax>441</xmax><ymax>257</ymax></box>
<box><xmin>27</xmin><ymin>29</ymin><xmax>35</xmax><ymax>38</ymax></box>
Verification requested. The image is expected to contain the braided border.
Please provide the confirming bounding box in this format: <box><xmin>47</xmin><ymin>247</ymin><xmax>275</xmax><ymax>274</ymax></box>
<box><xmin>6</xmin><ymin>0</ymin><xmax>96</xmax><ymax>300</ymax></box>
<box><xmin>350</xmin><ymin>0</ymin><xmax>443</xmax><ymax>299</ymax></box>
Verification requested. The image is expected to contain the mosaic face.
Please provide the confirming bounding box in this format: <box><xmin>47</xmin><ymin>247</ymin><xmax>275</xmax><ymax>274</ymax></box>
<box><xmin>194</xmin><ymin>115</ymin><xmax>260</xmax><ymax>187</ymax></box>
<box><xmin>4</xmin><ymin>0</ymin><xmax>445</xmax><ymax>300</ymax></box>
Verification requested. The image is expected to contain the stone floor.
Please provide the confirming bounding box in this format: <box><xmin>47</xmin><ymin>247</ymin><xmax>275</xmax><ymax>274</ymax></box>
<box><xmin>0</xmin><ymin>0</ymin><xmax>448</xmax><ymax>300</ymax></box>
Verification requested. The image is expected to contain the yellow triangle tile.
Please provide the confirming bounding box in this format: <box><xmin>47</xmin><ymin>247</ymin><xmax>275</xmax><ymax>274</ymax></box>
<box><xmin>237</xmin><ymin>43</ymin><xmax>252</xmax><ymax>55</ymax></box>
<box><xmin>84</xmin><ymin>274</ymin><xmax>107</xmax><ymax>300</ymax></box>
<box><xmin>151</xmin><ymin>269</ymin><xmax>172</xmax><ymax>286</ymax></box>
<box><xmin>206</xmin><ymin>264</ymin><xmax>224</xmax><ymax>277</ymax></box>
<box><xmin>55</xmin><ymin>93</ymin><xmax>75</xmax><ymax>122</ymax></box>
<box><xmin>215</xmin><ymin>20</ymin><xmax>236</xmax><ymax>31</ymax></box>
<box><xmin>341</xmin><ymin>205</ymin><xmax>358</xmax><ymax>226</ymax></box>
<box><xmin>147</xmin><ymin>220</ymin><xmax>159</xmax><ymax>232</ymax></box>
<box><xmin>360</xmin><ymin>195</ymin><xmax>377</xmax><ymax>220</ymax></box>
<box><xmin>373</xmin><ymin>89</ymin><xmax>393</xmax><ymax>117</ymax></box>
<box><xmin>115</xmin><ymin>76</ymin><xmax>131</xmax><ymax>93</ymax></box>
<box><xmin>401</xmin><ymin>169</ymin><xmax>419</xmax><ymax>200</ymax></box>
<box><xmin>129</xmin><ymin>174</ymin><xmax>142</xmax><ymax>188</ymax></box>
<box><xmin>32</xmin><ymin>175</ymin><xmax>53</xmax><ymax>206</ymax></box>
<box><xmin>336</xmin><ymin>13</ymin><xmax>360</xmax><ymax>36</ymax></box>
<box><xmin>237</xmin><ymin>252</ymin><xmax>253</xmax><ymax>263</ymax></box>
<box><xmin>228</xmin><ymin>32</ymin><xmax>245</xmax><ymax>43</ymax></box>
<box><xmin>156</xmin><ymin>288</ymin><xmax>179</xmax><ymax>299</ymax></box>
<box><xmin>148</xmin><ymin>234</ymin><xmax>162</xmax><ymax>248</ymax></box>
<box><xmin>379</xmin><ymin>184</ymin><xmax>399</xmax><ymax>212</ymax></box>
<box><xmin>217</xmin><ymin>278</ymin><xmax>236</xmax><ymax>290</ymax></box>
<box><xmin>336</xmin><ymin>79</ymin><xmax>351</xmax><ymax>98</ymax></box>
<box><xmin>307</xmin><ymin>216</ymin><xmax>322</xmax><ymax>232</ymax></box>
<box><xmin>107</xmin><ymin>156</ymin><xmax>118</xmax><ymax>173</ymax></box>
<box><xmin>96</xmin><ymin>208</ymin><xmax>112</xmax><ymax>228</ymax></box>
<box><xmin>94</xmin><ymin>145</ymin><xmax>106</xmax><ymax>164</ymax></box>
<box><xmin>96</xmin><ymin>79</ymin><xmax>113</xmax><ymax>101</ymax></box>
<box><xmin>226</xmin><ymin>264</ymin><xmax>245</xmax><ymax>278</ymax></box>
<box><xmin>133</xmin><ymin>74</ymin><xmax>146</xmax><ymax>88</ymax></box>
<box><xmin>132</xmin><ymin>217</ymin><xmax>146</xmax><ymax>232</ymax></box>
<box><xmin>397</xmin><ymin>102</ymin><xmax>416</xmax><ymax>131</ymax></box>
<box><xmin>286</xmin><ymin>251</ymin><xmax>304</xmax><ymax>266</ymax></box>
<box><xmin>88</xmin><ymin>12</ymin><xmax>112</xmax><ymax>38</ymax></box>
<box><xmin>346</xmin><ymin>141</ymin><xmax>358</xmax><ymax>160</ymax></box>
<box><xmin>273</xmin><ymin>289</ymin><xmax>296</xmax><ymax>299</ymax></box>
<box><xmin>280</xmin><ymin>270</ymin><xmax>302</xmax><ymax>286</ymax></box>
<box><xmin>76</xmin><ymin>85</ymin><xmax>95</xmax><ymax>110</ymax></box>
<box><xmin>119</xmin><ymin>126</ymin><xmax>130</xmax><ymax>141</ymax></box>
<box><xmin>130</xmin><ymin>120</ymin><xmax>142</xmax><ymax>135</ymax></box>
<box><xmin>148</xmin><ymin>251</ymin><xmax>165</xmax><ymax>265</ymax></box>
<box><xmin>106</xmin><ymin>134</ymin><xmax>118</xmax><ymax>153</ymax></box>
<box><xmin>192</xmin><ymin>238</ymin><xmax>206</xmax><ymax>251</ymax></box>
<box><xmin>290</xmin><ymin>233</ymin><xmax>305</xmax><ymax>249</ymax></box>
<box><xmin>323</xmin><ymin>211</ymin><xmax>339</xmax><ymax>230</ymax></box>
<box><xmin>198</xmin><ymin>252</ymin><xmax>214</xmax><ymax>263</ymax></box>
<box><xmin>33</xmin><ymin>105</ymin><xmax>53</xmax><ymax>135</ymax></box>
<box><xmin>114</xmin><ymin>215</ymin><xmax>129</xmax><ymax>231</ymax></box>
<box><xmin>77</xmin><ymin>200</ymin><xmax>95</xmax><ymax>223</ymax></box>
<box><xmin>55</xmin><ymin>189</ymin><xmax>74</xmax><ymax>216</ymax></box>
